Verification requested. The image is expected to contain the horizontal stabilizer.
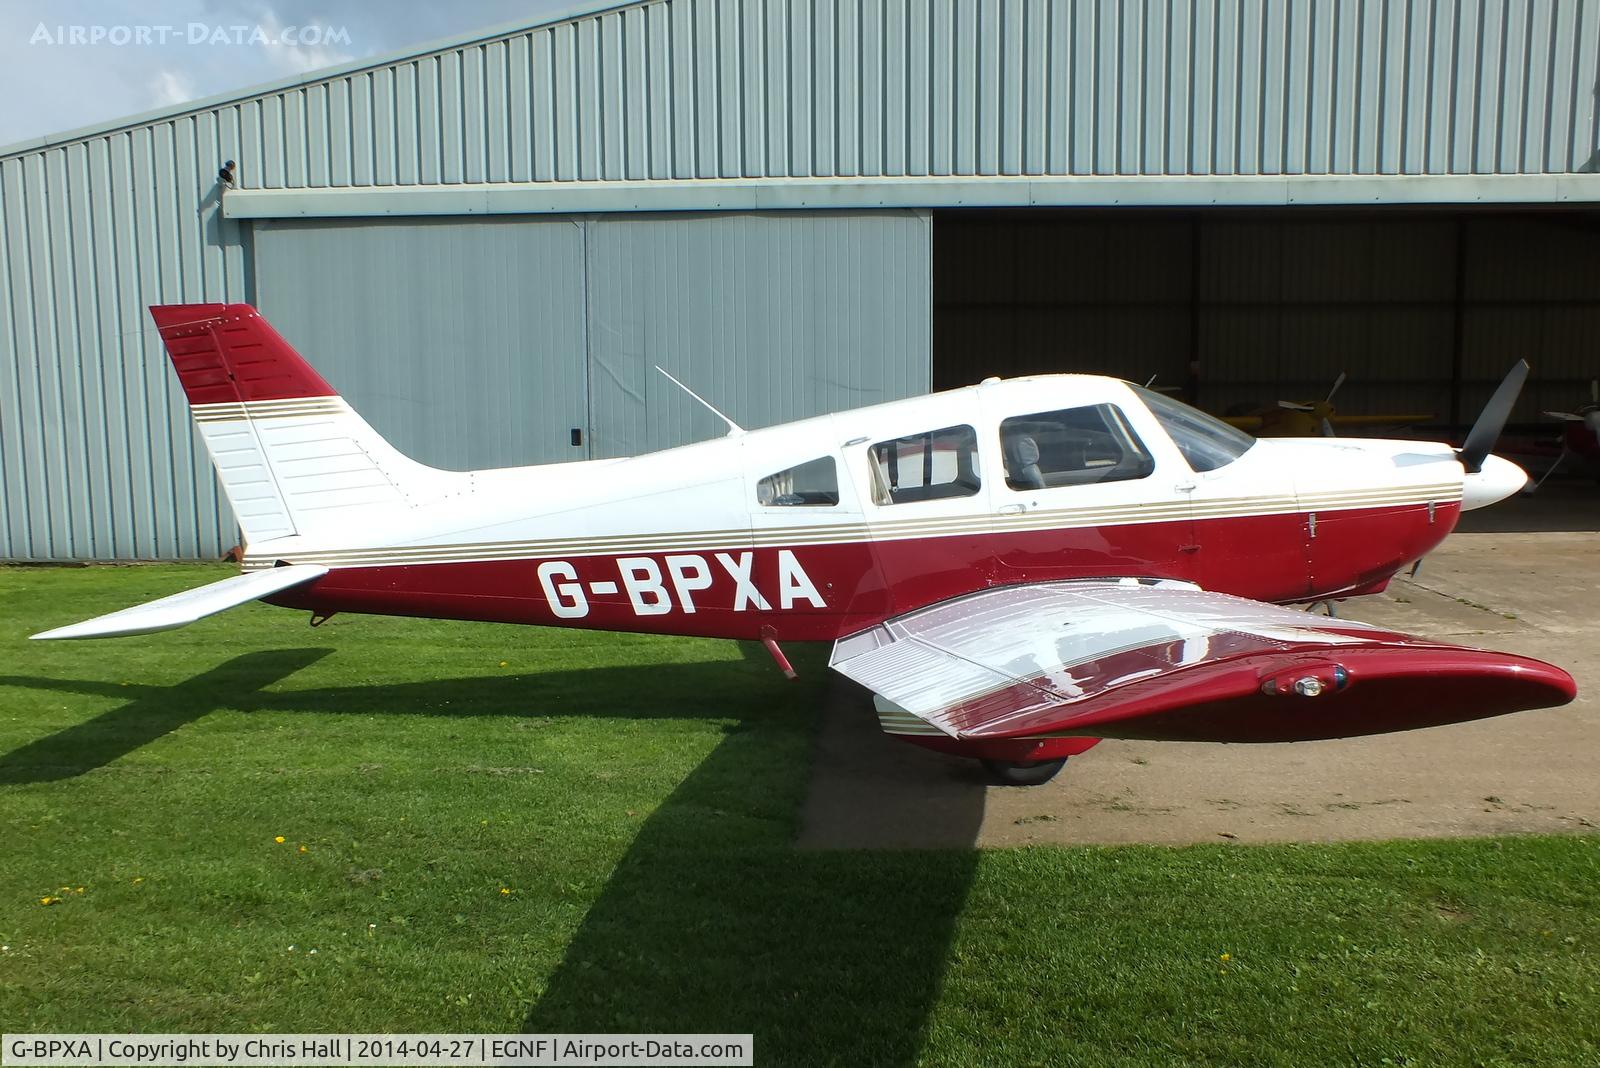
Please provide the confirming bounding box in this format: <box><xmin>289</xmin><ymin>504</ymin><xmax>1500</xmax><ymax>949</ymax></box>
<box><xmin>31</xmin><ymin>564</ymin><xmax>328</xmax><ymax>640</ymax></box>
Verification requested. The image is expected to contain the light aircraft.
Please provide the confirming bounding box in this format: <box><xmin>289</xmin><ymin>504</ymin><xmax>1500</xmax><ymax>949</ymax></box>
<box><xmin>34</xmin><ymin>305</ymin><xmax>1574</xmax><ymax>785</ymax></box>
<box><xmin>1223</xmin><ymin>372</ymin><xmax>1433</xmax><ymax>439</ymax></box>
<box><xmin>1529</xmin><ymin>379</ymin><xmax>1600</xmax><ymax>491</ymax></box>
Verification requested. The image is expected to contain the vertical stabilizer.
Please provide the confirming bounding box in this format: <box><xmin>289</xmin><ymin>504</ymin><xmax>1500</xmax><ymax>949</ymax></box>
<box><xmin>150</xmin><ymin>304</ymin><xmax>449</xmax><ymax>548</ymax></box>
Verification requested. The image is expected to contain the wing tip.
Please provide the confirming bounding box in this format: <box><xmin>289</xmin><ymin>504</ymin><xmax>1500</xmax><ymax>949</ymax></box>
<box><xmin>29</xmin><ymin>620</ymin><xmax>169</xmax><ymax>641</ymax></box>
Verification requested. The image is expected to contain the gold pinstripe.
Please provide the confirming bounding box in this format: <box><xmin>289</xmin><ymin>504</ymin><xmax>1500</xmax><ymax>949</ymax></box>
<box><xmin>193</xmin><ymin>398</ymin><xmax>346</xmax><ymax>424</ymax></box>
<box><xmin>241</xmin><ymin>482</ymin><xmax>1464</xmax><ymax>570</ymax></box>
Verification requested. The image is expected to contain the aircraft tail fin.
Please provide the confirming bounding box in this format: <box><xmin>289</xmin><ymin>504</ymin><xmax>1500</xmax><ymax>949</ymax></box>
<box><xmin>150</xmin><ymin>304</ymin><xmax>448</xmax><ymax>548</ymax></box>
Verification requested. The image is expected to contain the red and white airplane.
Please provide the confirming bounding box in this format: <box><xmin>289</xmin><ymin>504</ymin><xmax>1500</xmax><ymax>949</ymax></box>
<box><xmin>35</xmin><ymin>304</ymin><xmax>1575</xmax><ymax>785</ymax></box>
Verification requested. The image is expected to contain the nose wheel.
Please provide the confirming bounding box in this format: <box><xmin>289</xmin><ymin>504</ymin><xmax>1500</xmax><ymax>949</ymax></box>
<box><xmin>981</xmin><ymin>757</ymin><xmax>1068</xmax><ymax>786</ymax></box>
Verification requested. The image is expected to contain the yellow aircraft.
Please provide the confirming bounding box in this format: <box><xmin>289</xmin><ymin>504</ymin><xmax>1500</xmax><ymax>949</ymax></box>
<box><xmin>1223</xmin><ymin>373</ymin><xmax>1433</xmax><ymax>438</ymax></box>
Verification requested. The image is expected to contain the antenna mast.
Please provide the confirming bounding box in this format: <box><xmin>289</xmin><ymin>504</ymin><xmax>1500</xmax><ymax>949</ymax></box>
<box><xmin>654</xmin><ymin>366</ymin><xmax>745</xmax><ymax>437</ymax></box>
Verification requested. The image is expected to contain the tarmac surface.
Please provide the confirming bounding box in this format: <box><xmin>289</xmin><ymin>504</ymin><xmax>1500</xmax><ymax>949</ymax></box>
<box><xmin>799</xmin><ymin>527</ymin><xmax>1600</xmax><ymax>849</ymax></box>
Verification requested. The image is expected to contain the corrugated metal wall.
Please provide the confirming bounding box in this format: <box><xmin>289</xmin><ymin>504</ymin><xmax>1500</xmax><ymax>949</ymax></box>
<box><xmin>4</xmin><ymin>0</ymin><xmax>1599</xmax><ymax>559</ymax></box>
<box><xmin>0</xmin><ymin>131</ymin><xmax>246</xmax><ymax>561</ymax></box>
<box><xmin>936</xmin><ymin>213</ymin><xmax>1195</xmax><ymax>389</ymax></box>
<box><xmin>18</xmin><ymin>0</ymin><xmax>1597</xmax><ymax>184</ymax></box>
<box><xmin>935</xmin><ymin>209</ymin><xmax>1600</xmax><ymax>426</ymax></box>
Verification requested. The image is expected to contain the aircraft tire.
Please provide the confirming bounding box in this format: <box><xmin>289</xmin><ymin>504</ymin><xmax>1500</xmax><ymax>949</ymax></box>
<box><xmin>980</xmin><ymin>757</ymin><xmax>1067</xmax><ymax>786</ymax></box>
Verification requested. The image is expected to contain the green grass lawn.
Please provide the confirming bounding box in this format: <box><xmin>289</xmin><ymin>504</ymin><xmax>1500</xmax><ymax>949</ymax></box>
<box><xmin>2</xmin><ymin>565</ymin><xmax>1597</xmax><ymax>1066</ymax></box>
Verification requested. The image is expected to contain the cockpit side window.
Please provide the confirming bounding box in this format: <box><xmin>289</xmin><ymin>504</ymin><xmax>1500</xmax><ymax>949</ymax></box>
<box><xmin>999</xmin><ymin>404</ymin><xmax>1154</xmax><ymax>490</ymax></box>
<box><xmin>868</xmin><ymin>424</ymin><xmax>981</xmax><ymax>504</ymax></box>
<box><xmin>757</xmin><ymin>456</ymin><xmax>840</xmax><ymax>506</ymax></box>
<box><xmin>1132</xmin><ymin>385</ymin><xmax>1256</xmax><ymax>472</ymax></box>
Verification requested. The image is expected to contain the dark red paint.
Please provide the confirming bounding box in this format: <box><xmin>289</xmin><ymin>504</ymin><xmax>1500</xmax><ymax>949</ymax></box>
<box><xmin>270</xmin><ymin>500</ymin><xmax>1460</xmax><ymax>641</ymax></box>
<box><xmin>151</xmin><ymin>304</ymin><xmax>337</xmax><ymax>404</ymax></box>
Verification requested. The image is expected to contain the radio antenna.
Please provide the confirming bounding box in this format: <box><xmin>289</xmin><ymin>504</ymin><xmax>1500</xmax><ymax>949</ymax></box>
<box><xmin>654</xmin><ymin>366</ymin><xmax>745</xmax><ymax>437</ymax></box>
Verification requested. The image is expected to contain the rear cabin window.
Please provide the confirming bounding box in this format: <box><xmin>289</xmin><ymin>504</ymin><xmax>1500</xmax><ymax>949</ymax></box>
<box><xmin>868</xmin><ymin>425</ymin><xmax>981</xmax><ymax>504</ymax></box>
<box><xmin>999</xmin><ymin>404</ymin><xmax>1155</xmax><ymax>490</ymax></box>
<box><xmin>757</xmin><ymin>456</ymin><xmax>840</xmax><ymax>506</ymax></box>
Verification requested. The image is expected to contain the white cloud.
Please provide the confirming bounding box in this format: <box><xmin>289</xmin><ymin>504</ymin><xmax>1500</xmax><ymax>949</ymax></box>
<box><xmin>253</xmin><ymin>5</ymin><xmax>355</xmax><ymax>76</ymax></box>
<box><xmin>149</xmin><ymin>67</ymin><xmax>197</xmax><ymax>107</ymax></box>
<box><xmin>0</xmin><ymin>0</ymin><xmax>569</xmax><ymax>147</ymax></box>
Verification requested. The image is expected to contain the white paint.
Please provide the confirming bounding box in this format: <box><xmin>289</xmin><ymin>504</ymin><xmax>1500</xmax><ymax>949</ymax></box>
<box><xmin>665</xmin><ymin>554</ymin><xmax>714</xmax><ymax>613</ymax></box>
<box><xmin>618</xmin><ymin>557</ymin><xmax>672</xmax><ymax>616</ymax></box>
<box><xmin>776</xmin><ymin>549</ymin><xmax>826</xmax><ymax>609</ymax></box>
<box><xmin>536</xmin><ymin>560</ymin><xmax>588</xmax><ymax>618</ymax></box>
<box><xmin>715</xmin><ymin>552</ymin><xmax>771</xmax><ymax>612</ymax></box>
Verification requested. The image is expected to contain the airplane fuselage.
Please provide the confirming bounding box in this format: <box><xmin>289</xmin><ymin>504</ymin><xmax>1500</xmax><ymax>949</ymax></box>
<box><xmin>39</xmin><ymin>308</ymin><xmax>1556</xmax><ymax>782</ymax></box>
<box><xmin>253</xmin><ymin>376</ymin><xmax>1490</xmax><ymax>642</ymax></box>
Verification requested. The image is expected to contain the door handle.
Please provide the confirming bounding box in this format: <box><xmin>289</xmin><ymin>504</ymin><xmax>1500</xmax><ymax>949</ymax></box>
<box><xmin>998</xmin><ymin>503</ymin><xmax>1027</xmax><ymax>515</ymax></box>
<box><xmin>1174</xmin><ymin>481</ymin><xmax>1196</xmax><ymax>493</ymax></box>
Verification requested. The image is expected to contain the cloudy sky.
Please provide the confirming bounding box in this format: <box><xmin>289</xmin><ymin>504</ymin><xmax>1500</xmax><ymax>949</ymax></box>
<box><xmin>0</xmin><ymin>0</ymin><xmax>577</xmax><ymax>147</ymax></box>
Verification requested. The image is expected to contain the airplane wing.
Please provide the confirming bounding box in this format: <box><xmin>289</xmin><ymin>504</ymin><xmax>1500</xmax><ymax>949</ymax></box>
<box><xmin>31</xmin><ymin>564</ymin><xmax>328</xmax><ymax>640</ymax></box>
<box><xmin>1327</xmin><ymin>413</ymin><xmax>1435</xmax><ymax>427</ymax></box>
<box><xmin>828</xmin><ymin>579</ymin><xmax>1574</xmax><ymax>743</ymax></box>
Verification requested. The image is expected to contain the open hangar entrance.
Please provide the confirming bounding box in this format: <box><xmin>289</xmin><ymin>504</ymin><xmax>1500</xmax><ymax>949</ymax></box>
<box><xmin>933</xmin><ymin>207</ymin><xmax>1600</xmax><ymax>439</ymax></box>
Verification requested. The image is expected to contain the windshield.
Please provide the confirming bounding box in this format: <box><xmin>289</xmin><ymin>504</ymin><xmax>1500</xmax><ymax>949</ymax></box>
<box><xmin>1131</xmin><ymin>385</ymin><xmax>1256</xmax><ymax>473</ymax></box>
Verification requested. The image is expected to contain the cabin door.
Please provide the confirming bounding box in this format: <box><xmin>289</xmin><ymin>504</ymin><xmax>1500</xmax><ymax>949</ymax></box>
<box><xmin>984</xmin><ymin>396</ymin><xmax>1196</xmax><ymax>584</ymax></box>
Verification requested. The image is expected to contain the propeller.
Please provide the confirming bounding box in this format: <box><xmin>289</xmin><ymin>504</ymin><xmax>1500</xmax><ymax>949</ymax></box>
<box><xmin>1318</xmin><ymin>371</ymin><xmax>1346</xmax><ymax>437</ymax></box>
<box><xmin>1141</xmin><ymin>374</ymin><xmax>1184</xmax><ymax>395</ymax></box>
<box><xmin>1269</xmin><ymin>371</ymin><xmax>1346</xmax><ymax>433</ymax></box>
<box><xmin>1543</xmin><ymin>380</ymin><xmax>1600</xmax><ymax>439</ymax></box>
<box><xmin>1324</xmin><ymin>371</ymin><xmax>1347</xmax><ymax>405</ymax></box>
<box><xmin>1457</xmin><ymin>360</ymin><xmax>1529</xmax><ymax>474</ymax></box>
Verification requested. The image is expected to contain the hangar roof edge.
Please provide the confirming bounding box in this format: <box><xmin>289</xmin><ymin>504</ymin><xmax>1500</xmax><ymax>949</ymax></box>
<box><xmin>0</xmin><ymin>0</ymin><xmax>651</xmax><ymax>160</ymax></box>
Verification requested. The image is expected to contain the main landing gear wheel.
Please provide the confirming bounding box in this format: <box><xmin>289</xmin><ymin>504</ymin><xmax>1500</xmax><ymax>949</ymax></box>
<box><xmin>981</xmin><ymin>757</ymin><xmax>1068</xmax><ymax>786</ymax></box>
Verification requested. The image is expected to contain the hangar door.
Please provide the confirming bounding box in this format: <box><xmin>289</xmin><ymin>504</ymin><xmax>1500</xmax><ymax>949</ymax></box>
<box><xmin>254</xmin><ymin>210</ymin><xmax>930</xmax><ymax>468</ymax></box>
<box><xmin>254</xmin><ymin>216</ymin><xmax>590</xmax><ymax>470</ymax></box>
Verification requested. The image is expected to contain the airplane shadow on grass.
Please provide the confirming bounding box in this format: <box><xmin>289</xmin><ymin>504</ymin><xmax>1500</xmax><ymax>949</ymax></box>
<box><xmin>0</xmin><ymin>648</ymin><xmax>332</xmax><ymax>783</ymax></box>
<box><xmin>0</xmin><ymin>644</ymin><xmax>985</xmax><ymax>1066</ymax></box>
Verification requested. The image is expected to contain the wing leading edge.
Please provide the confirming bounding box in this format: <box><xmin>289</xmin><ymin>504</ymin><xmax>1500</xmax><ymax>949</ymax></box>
<box><xmin>829</xmin><ymin>579</ymin><xmax>1575</xmax><ymax>743</ymax></box>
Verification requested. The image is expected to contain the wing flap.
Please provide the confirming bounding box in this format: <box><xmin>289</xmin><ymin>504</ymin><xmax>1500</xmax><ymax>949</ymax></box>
<box><xmin>31</xmin><ymin>564</ymin><xmax>328</xmax><ymax>640</ymax></box>
<box><xmin>830</xmin><ymin>580</ymin><xmax>1575</xmax><ymax>743</ymax></box>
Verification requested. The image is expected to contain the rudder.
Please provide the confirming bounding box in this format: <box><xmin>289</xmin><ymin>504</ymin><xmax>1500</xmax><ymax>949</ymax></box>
<box><xmin>151</xmin><ymin>303</ymin><xmax>338</xmax><ymax>404</ymax></box>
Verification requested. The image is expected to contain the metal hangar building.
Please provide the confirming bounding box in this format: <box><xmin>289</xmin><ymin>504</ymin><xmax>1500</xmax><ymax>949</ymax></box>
<box><xmin>2</xmin><ymin>0</ymin><xmax>1598</xmax><ymax>561</ymax></box>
